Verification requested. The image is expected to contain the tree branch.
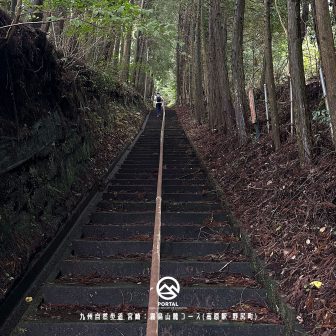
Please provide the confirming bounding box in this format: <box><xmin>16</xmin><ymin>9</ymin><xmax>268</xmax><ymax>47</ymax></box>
<box><xmin>274</xmin><ymin>0</ymin><xmax>288</xmax><ymax>38</ymax></box>
<box><xmin>0</xmin><ymin>17</ymin><xmax>102</xmax><ymax>32</ymax></box>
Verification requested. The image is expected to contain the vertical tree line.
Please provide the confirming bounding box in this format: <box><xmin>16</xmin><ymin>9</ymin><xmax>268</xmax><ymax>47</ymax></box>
<box><xmin>5</xmin><ymin>0</ymin><xmax>336</xmax><ymax>164</ymax></box>
<box><xmin>232</xmin><ymin>0</ymin><xmax>247</xmax><ymax>144</ymax></box>
<box><xmin>287</xmin><ymin>0</ymin><xmax>312</xmax><ymax>164</ymax></box>
<box><xmin>176</xmin><ymin>0</ymin><xmax>336</xmax><ymax>165</ymax></box>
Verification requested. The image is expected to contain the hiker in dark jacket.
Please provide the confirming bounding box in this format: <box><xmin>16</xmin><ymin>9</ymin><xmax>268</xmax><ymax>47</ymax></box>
<box><xmin>154</xmin><ymin>92</ymin><xmax>164</xmax><ymax>117</ymax></box>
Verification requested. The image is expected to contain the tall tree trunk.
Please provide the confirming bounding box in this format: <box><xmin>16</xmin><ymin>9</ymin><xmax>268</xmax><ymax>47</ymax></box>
<box><xmin>259</xmin><ymin>55</ymin><xmax>266</xmax><ymax>91</ymax></box>
<box><xmin>207</xmin><ymin>2</ymin><xmax>220</xmax><ymax>128</ymax></box>
<box><xmin>178</xmin><ymin>5</ymin><xmax>192</xmax><ymax>106</ymax></box>
<box><xmin>201</xmin><ymin>3</ymin><xmax>214</xmax><ymax>127</ymax></box>
<box><xmin>264</xmin><ymin>0</ymin><xmax>281</xmax><ymax>150</ymax></box>
<box><xmin>314</xmin><ymin>0</ymin><xmax>336</xmax><ymax>142</ymax></box>
<box><xmin>120</xmin><ymin>1</ymin><xmax>134</xmax><ymax>83</ymax></box>
<box><xmin>190</xmin><ymin>9</ymin><xmax>196</xmax><ymax>113</ymax></box>
<box><xmin>176</xmin><ymin>4</ymin><xmax>191</xmax><ymax>106</ymax></box>
<box><xmin>135</xmin><ymin>38</ymin><xmax>146</xmax><ymax>91</ymax></box>
<box><xmin>201</xmin><ymin>36</ymin><xmax>209</xmax><ymax>116</ymax></box>
<box><xmin>104</xmin><ymin>29</ymin><xmax>116</xmax><ymax>61</ymax></box>
<box><xmin>176</xmin><ymin>7</ymin><xmax>183</xmax><ymax>105</ymax></box>
<box><xmin>119</xmin><ymin>33</ymin><xmax>125</xmax><ymax>64</ymax></box>
<box><xmin>143</xmin><ymin>43</ymin><xmax>150</xmax><ymax>99</ymax></box>
<box><xmin>192</xmin><ymin>0</ymin><xmax>205</xmax><ymax>124</ymax></box>
<box><xmin>211</xmin><ymin>0</ymin><xmax>235</xmax><ymax>134</ymax></box>
<box><xmin>121</xmin><ymin>28</ymin><xmax>132</xmax><ymax>83</ymax></box>
<box><xmin>112</xmin><ymin>29</ymin><xmax>121</xmax><ymax>72</ymax></box>
<box><xmin>132</xmin><ymin>0</ymin><xmax>153</xmax><ymax>91</ymax></box>
<box><xmin>288</xmin><ymin>0</ymin><xmax>313</xmax><ymax>164</ymax></box>
<box><xmin>232</xmin><ymin>0</ymin><xmax>247</xmax><ymax>144</ymax></box>
<box><xmin>300</xmin><ymin>0</ymin><xmax>309</xmax><ymax>40</ymax></box>
<box><xmin>132</xmin><ymin>32</ymin><xmax>142</xmax><ymax>86</ymax></box>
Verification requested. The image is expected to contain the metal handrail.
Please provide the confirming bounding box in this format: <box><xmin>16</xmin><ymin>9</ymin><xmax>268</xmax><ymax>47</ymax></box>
<box><xmin>146</xmin><ymin>102</ymin><xmax>166</xmax><ymax>336</ymax></box>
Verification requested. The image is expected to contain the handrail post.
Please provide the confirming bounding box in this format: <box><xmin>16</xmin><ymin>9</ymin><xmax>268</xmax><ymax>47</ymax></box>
<box><xmin>146</xmin><ymin>102</ymin><xmax>166</xmax><ymax>336</ymax></box>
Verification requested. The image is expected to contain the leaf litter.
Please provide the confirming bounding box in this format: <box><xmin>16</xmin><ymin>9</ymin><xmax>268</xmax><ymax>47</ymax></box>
<box><xmin>177</xmin><ymin>103</ymin><xmax>336</xmax><ymax>335</ymax></box>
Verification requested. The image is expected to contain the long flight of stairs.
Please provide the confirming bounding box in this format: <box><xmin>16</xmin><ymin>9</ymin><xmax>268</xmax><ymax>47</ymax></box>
<box><xmin>13</xmin><ymin>110</ymin><xmax>285</xmax><ymax>336</ymax></box>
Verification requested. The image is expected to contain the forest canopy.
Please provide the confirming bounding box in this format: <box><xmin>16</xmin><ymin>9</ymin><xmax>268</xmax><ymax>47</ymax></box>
<box><xmin>1</xmin><ymin>0</ymin><xmax>336</xmax><ymax>162</ymax></box>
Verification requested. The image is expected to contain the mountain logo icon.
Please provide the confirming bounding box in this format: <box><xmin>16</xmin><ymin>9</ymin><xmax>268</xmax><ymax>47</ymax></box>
<box><xmin>156</xmin><ymin>276</ymin><xmax>180</xmax><ymax>301</ymax></box>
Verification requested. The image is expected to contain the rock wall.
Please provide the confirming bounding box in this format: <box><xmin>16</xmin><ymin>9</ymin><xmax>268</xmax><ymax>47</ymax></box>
<box><xmin>0</xmin><ymin>9</ymin><xmax>147</xmax><ymax>300</ymax></box>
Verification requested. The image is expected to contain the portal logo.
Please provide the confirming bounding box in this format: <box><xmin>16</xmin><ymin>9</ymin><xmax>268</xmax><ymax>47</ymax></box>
<box><xmin>156</xmin><ymin>276</ymin><xmax>180</xmax><ymax>301</ymax></box>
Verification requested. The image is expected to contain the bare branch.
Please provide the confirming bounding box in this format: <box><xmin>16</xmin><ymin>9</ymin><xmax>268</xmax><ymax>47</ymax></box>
<box><xmin>0</xmin><ymin>17</ymin><xmax>102</xmax><ymax>32</ymax></box>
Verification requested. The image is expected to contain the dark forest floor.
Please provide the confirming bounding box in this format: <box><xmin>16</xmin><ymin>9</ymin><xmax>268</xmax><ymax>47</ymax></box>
<box><xmin>177</xmin><ymin>88</ymin><xmax>336</xmax><ymax>336</ymax></box>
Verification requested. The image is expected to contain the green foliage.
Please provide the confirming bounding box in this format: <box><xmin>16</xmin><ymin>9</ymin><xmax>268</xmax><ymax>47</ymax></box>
<box><xmin>146</xmin><ymin>0</ymin><xmax>180</xmax><ymax>102</ymax></box>
<box><xmin>5</xmin><ymin>0</ymin><xmax>326</xmax><ymax>106</ymax></box>
<box><xmin>43</xmin><ymin>0</ymin><xmax>142</xmax><ymax>33</ymax></box>
<box><xmin>302</xmin><ymin>29</ymin><xmax>320</xmax><ymax>79</ymax></box>
<box><xmin>312</xmin><ymin>109</ymin><xmax>330</xmax><ymax>124</ymax></box>
<box><xmin>22</xmin><ymin>0</ymin><xmax>179</xmax><ymax>102</ymax></box>
<box><xmin>156</xmin><ymin>71</ymin><xmax>176</xmax><ymax>105</ymax></box>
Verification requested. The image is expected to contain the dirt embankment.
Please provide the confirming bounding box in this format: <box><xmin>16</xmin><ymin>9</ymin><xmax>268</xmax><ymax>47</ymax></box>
<box><xmin>177</xmin><ymin>83</ymin><xmax>335</xmax><ymax>336</ymax></box>
<box><xmin>0</xmin><ymin>10</ymin><xmax>147</xmax><ymax>302</ymax></box>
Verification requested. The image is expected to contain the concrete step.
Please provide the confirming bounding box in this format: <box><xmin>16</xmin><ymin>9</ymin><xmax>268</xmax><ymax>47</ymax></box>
<box><xmin>42</xmin><ymin>284</ymin><xmax>266</xmax><ymax>307</ymax></box>
<box><xmin>81</xmin><ymin>224</ymin><xmax>239</xmax><ymax>239</ymax></box>
<box><xmin>102</xmin><ymin>192</ymin><xmax>216</xmax><ymax>202</ymax></box>
<box><xmin>107</xmin><ymin>185</ymin><xmax>210</xmax><ymax>193</ymax></box>
<box><xmin>90</xmin><ymin>212</ymin><xmax>228</xmax><ymax>225</ymax></box>
<box><xmin>72</xmin><ymin>240</ymin><xmax>242</xmax><ymax>258</ymax></box>
<box><xmin>108</xmin><ymin>179</ymin><xmax>207</xmax><ymax>186</ymax></box>
<box><xmin>20</xmin><ymin>322</ymin><xmax>285</xmax><ymax>336</ymax></box>
<box><xmin>96</xmin><ymin>200</ymin><xmax>222</xmax><ymax>212</ymax></box>
<box><xmin>59</xmin><ymin>260</ymin><xmax>253</xmax><ymax>278</ymax></box>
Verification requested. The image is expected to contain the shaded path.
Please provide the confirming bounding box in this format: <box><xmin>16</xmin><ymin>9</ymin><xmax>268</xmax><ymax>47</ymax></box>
<box><xmin>11</xmin><ymin>111</ymin><xmax>284</xmax><ymax>335</ymax></box>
